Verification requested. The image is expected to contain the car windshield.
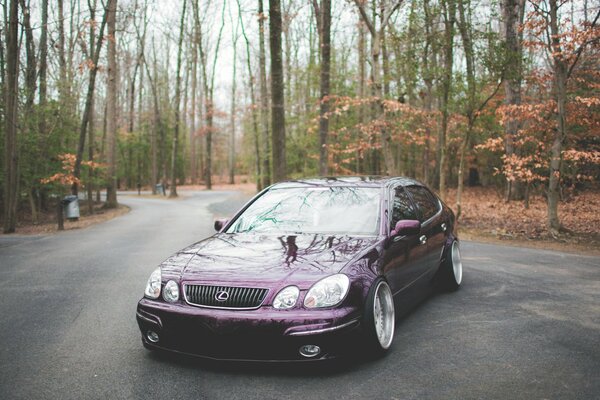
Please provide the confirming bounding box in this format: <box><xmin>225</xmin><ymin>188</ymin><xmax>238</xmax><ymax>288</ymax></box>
<box><xmin>227</xmin><ymin>186</ymin><xmax>381</xmax><ymax>235</ymax></box>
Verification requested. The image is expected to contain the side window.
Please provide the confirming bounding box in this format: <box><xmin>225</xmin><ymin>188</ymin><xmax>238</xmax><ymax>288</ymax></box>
<box><xmin>391</xmin><ymin>187</ymin><xmax>418</xmax><ymax>229</ymax></box>
<box><xmin>406</xmin><ymin>186</ymin><xmax>440</xmax><ymax>222</ymax></box>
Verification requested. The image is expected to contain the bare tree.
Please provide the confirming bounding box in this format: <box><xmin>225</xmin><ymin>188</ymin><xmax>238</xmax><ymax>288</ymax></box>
<box><xmin>269</xmin><ymin>0</ymin><xmax>286</xmax><ymax>182</ymax></box>
<box><xmin>86</xmin><ymin>0</ymin><xmax>97</xmax><ymax>214</ymax></box>
<box><xmin>169</xmin><ymin>0</ymin><xmax>188</xmax><ymax>198</ymax></box>
<box><xmin>3</xmin><ymin>0</ymin><xmax>18</xmax><ymax>233</ymax></box>
<box><xmin>57</xmin><ymin>0</ymin><xmax>69</xmax><ymax>104</ymax></box>
<box><xmin>194</xmin><ymin>0</ymin><xmax>226</xmax><ymax>190</ymax></box>
<box><xmin>105</xmin><ymin>0</ymin><xmax>118</xmax><ymax>208</ymax></box>
<box><xmin>72</xmin><ymin>1</ymin><xmax>109</xmax><ymax>195</ymax></box>
<box><xmin>502</xmin><ymin>0</ymin><xmax>525</xmax><ymax>201</ymax></box>
<box><xmin>229</xmin><ymin>1</ymin><xmax>240</xmax><ymax>184</ymax></box>
<box><xmin>190</xmin><ymin>5</ymin><xmax>199</xmax><ymax>185</ymax></box>
<box><xmin>438</xmin><ymin>0</ymin><xmax>455</xmax><ymax>199</ymax></box>
<box><xmin>19</xmin><ymin>0</ymin><xmax>39</xmax><ymax>222</ymax></box>
<box><xmin>354</xmin><ymin>0</ymin><xmax>404</xmax><ymax>176</ymax></box>
<box><xmin>545</xmin><ymin>2</ymin><xmax>600</xmax><ymax>233</ymax></box>
<box><xmin>238</xmin><ymin>0</ymin><xmax>262</xmax><ymax>190</ymax></box>
<box><xmin>258</xmin><ymin>0</ymin><xmax>271</xmax><ymax>187</ymax></box>
<box><xmin>312</xmin><ymin>0</ymin><xmax>331</xmax><ymax>176</ymax></box>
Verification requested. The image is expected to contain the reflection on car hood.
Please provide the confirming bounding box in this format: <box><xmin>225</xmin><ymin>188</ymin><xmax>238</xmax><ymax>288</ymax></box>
<box><xmin>165</xmin><ymin>233</ymin><xmax>379</xmax><ymax>286</ymax></box>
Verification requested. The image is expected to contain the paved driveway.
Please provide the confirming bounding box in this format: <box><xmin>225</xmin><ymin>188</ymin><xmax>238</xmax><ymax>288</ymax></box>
<box><xmin>0</xmin><ymin>191</ymin><xmax>598</xmax><ymax>399</ymax></box>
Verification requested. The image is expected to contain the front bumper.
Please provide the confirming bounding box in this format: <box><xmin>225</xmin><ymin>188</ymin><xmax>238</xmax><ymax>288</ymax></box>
<box><xmin>136</xmin><ymin>298</ymin><xmax>362</xmax><ymax>361</ymax></box>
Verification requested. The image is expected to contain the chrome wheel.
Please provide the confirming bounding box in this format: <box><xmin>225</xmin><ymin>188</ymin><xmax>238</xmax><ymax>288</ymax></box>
<box><xmin>451</xmin><ymin>241</ymin><xmax>463</xmax><ymax>285</ymax></box>
<box><xmin>373</xmin><ymin>281</ymin><xmax>395</xmax><ymax>349</ymax></box>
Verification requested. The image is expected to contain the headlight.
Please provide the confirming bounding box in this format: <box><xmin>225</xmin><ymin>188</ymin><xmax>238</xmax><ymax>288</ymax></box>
<box><xmin>273</xmin><ymin>286</ymin><xmax>299</xmax><ymax>309</ymax></box>
<box><xmin>163</xmin><ymin>280</ymin><xmax>179</xmax><ymax>303</ymax></box>
<box><xmin>304</xmin><ymin>274</ymin><xmax>350</xmax><ymax>308</ymax></box>
<box><xmin>144</xmin><ymin>267</ymin><xmax>161</xmax><ymax>299</ymax></box>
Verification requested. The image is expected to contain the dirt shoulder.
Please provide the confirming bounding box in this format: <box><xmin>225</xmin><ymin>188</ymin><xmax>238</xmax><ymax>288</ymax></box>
<box><xmin>459</xmin><ymin>227</ymin><xmax>600</xmax><ymax>257</ymax></box>
<box><xmin>1</xmin><ymin>204</ymin><xmax>129</xmax><ymax>236</ymax></box>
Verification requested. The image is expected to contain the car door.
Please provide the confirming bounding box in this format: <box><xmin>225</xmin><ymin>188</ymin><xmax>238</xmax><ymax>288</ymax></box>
<box><xmin>381</xmin><ymin>186</ymin><xmax>430</xmax><ymax>295</ymax></box>
<box><xmin>405</xmin><ymin>185</ymin><xmax>446</xmax><ymax>275</ymax></box>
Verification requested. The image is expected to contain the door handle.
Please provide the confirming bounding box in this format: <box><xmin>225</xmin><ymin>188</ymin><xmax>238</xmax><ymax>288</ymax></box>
<box><xmin>419</xmin><ymin>235</ymin><xmax>427</xmax><ymax>245</ymax></box>
<box><xmin>441</xmin><ymin>223</ymin><xmax>447</xmax><ymax>232</ymax></box>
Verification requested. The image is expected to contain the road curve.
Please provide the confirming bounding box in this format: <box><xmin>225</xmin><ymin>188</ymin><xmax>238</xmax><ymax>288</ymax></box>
<box><xmin>0</xmin><ymin>191</ymin><xmax>598</xmax><ymax>400</ymax></box>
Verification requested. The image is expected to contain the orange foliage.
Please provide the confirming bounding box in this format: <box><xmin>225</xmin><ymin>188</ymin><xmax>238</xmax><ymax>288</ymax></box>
<box><xmin>41</xmin><ymin>153</ymin><xmax>104</xmax><ymax>188</ymax></box>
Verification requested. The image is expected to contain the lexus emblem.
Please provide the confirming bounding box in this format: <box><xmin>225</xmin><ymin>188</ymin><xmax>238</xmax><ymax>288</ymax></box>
<box><xmin>215</xmin><ymin>290</ymin><xmax>229</xmax><ymax>302</ymax></box>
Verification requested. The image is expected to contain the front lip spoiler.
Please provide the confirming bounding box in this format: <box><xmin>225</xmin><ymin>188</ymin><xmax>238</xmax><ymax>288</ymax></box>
<box><xmin>287</xmin><ymin>319</ymin><xmax>360</xmax><ymax>336</ymax></box>
<box><xmin>142</xmin><ymin>338</ymin><xmax>337</xmax><ymax>362</ymax></box>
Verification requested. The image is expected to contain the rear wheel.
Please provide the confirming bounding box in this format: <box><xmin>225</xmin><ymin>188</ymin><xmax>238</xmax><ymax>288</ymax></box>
<box><xmin>363</xmin><ymin>278</ymin><xmax>395</xmax><ymax>356</ymax></box>
<box><xmin>440</xmin><ymin>240</ymin><xmax>462</xmax><ymax>291</ymax></box>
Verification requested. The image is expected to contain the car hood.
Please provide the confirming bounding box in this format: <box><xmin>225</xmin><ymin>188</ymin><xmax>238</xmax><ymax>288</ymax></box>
<box><xmin>161</xmin><ymin>233</ymin><xmax>379</xmax><ymax>288</ymax></box>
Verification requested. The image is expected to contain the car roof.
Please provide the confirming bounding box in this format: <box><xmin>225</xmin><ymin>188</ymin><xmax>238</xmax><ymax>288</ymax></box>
<box><xmin>270</xmin><ymin>176</ymin><xmax>423</xmax><ymax>189</ymax></box>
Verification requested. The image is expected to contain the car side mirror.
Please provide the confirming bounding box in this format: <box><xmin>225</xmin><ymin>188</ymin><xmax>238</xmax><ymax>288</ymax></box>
<box><xmin>390</xmin><ymin>219</ymin><xmax>421</xmax><ymax>237</ymax></box>
<box><xmin>214</xmin><ymin>218</ymin><xmax>229</xmax><ymax>232</ymax></box>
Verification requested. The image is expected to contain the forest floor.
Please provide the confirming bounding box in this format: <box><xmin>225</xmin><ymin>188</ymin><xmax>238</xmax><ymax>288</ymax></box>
<box><xmin>1</xmin><ymin>201</ymin><xmax>129</xmax><ymax>235</ymax></box>
<box><xmin>2</xmin><ymin>183</ymin><xmax>598</xmax><ymax>256</ymax></box>
<box><xmin>450</xmin><ymin>187</ymin><xmax>600</xmax><ymax>256</ymax></box>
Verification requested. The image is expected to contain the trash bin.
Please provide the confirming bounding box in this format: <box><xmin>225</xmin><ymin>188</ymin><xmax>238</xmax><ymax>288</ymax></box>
<box><xmin>62</xmin><ymin>195</ymin><xmax>80</xmax><ymax>220</ymax></box>
<box><xmin>155</xmin><ymin>183</ymin><xmax>165</xmax><ymax>196</ymax></box>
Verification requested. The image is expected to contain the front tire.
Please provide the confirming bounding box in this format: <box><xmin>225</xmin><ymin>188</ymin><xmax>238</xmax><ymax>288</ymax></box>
<box><xmin>363</xmin><ymin>278</ymin><xmax>395</xmax><ymax>356</ymax></box>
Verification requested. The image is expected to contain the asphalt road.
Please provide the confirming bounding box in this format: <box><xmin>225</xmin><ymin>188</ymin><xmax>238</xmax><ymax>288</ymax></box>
<box><xmin>0</xmin><ymin>191</ymin><xmax>598</xmax><ymax>400</ymax></box>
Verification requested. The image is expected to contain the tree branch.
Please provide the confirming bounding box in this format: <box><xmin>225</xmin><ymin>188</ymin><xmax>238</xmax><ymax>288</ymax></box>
<box><xmin>566</xmin><ymin>8</ymin><xmax>600</xmax><ymax>80</ymax></box>
<box><xmin>311</xmin><ymin>0</ymin><xmax>322</xmax><ymax>35</ymax></box>
<box><xmin>381</xmin><ymin>0</ymin><xmax>404</xmax><ymax>30</ymax></box>
<box><xmin>476</xmin><ymin>77</ymin><xmax>504</xmax><ymax>116</ymax></box>
<box><xmin>353</xmin><ymin>0</ymin><xmax>375</xmax><ymax>36</ymax></box>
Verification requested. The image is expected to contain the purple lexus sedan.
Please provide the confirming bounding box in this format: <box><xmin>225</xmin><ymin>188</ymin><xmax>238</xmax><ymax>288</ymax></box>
<box><xmin>136</xmin><ymin>177</ymin><xmax>462</xmax><ymax>361</ymax></box>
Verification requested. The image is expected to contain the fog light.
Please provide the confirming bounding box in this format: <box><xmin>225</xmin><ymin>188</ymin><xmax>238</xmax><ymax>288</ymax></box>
<box><xmin>299</xmin><ymin>344</ymin><xmax>321</xmax><ymax>358</ymax></box>
<box><xmin>146</xmin><ymin>330</ymin><xmax>159</xmax><ymax>343</ymax></box>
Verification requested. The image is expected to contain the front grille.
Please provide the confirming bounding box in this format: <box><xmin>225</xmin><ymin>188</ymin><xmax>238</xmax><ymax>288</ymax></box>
<box><xmin>184</xmin><ymin>284</ymin><xmax>268</xmax><ymax>309</ymax></box>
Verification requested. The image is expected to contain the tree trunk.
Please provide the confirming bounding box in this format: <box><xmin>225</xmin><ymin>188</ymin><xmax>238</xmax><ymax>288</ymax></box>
<box><xmin>502</xmin><ymin>0</ymin><xmax>525</xmax><ymax>201</ymax></box>
<box><xmin>19</xmin><ymin>0</ymin><xmax>36</xmax><ymax>111</ymax></box>
<box><xmin>57</xmin><ymin>0</ymin><xmax>68</xmax><ymax>102</ymax></box>
<box><xmin>190</xmin><ymin>13</ymin><xmax>199</xmax><ymax>185</ymax></box>
<box><xmin>145</xmin><ymin>49</ymin><xmax>161</xmax><ymax>194</ymax></box>
<box><xmin>313</xmin><ymin>0</ymin><xmax>331</xmax><ymax>176</ymax></box>
<box><xmin>422</xmin><ymin>0</ymin><xmax>435</xmax><ymax>185</ymax></box>
<box><xmin>258</xmin><ymin>0</ymin><xmax>271</xmax><ymax>187</ymax></box>
<box><xmin>229</xmin><ymin>6</ymin><xmax>239</xmax><ymax>185</ymax></box>
<box><xmin>269</xmin><ymin>0</ymin><xmax>286</xmax><ymax>182</ymax></box>
<box><xmin>547</xmin><ymin>0</ymin><xmax>567</xmax><ymax>234</ymax></box>
<box><xmin>358</xmin><ymin>18</ymin><xmax>366</xmax><ymax>173</ymax></box>
<box><xmin>238</xmin><ymin>0</ymin><xmax>262</xmax><ymax>190</ymax></box>
<box><xmin>194</xmin><ymin>0</ymin><xmax>226</xmax><ymax>190</ymax></box>
<box><xmin>105</xmin><ymin>0</ymin><xmax>118</xmax><ymax>208</ymax></box>
<box><xmin>19</xmin><ymin>0</ymin><xmax>38</xmax><ymax>223</ymax></box>
<box><xmin>455</xmin><ymin>0</ymin><xmax>474</xmax><ymax>220</ymax></box>
<box><xmin>87</xmin><ymin>0</ymin><xmax>97</xmax><ymax>215</ymax></box>
<box><xmin>36</xmin><ymin>0</ymin><xmax>49</xmax><ymax>221</ymax></box>
<box><xmin>438</xmin><ymin>0</ymin><xmax>456</xmax><ymax>200</ymax></box>
<box><xmin>1</xmin><ymin>5</ymin><xmax>6</xmax><ymax>150</ymax></box>
<box><xmin>169</xmin><ymin>0</ymin><xmax>187</xmax><ymax>198</ymax></box>
<box><xmin>3</xmin><ymin>0</ymin><xmax>18</xmax><ymax>233</ymax></box>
